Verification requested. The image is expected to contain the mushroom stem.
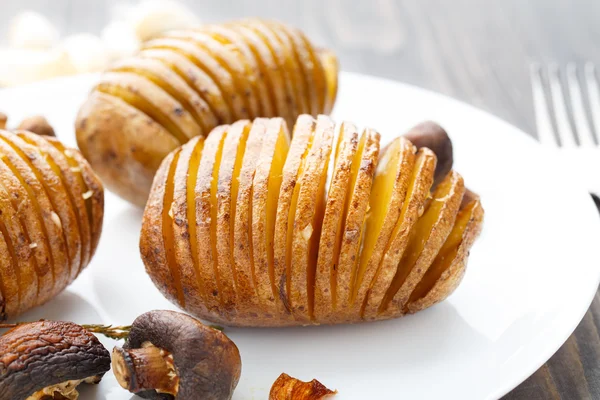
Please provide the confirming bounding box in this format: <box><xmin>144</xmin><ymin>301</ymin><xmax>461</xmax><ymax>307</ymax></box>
<box><xmin>112</xmin><ymin>342</ymin><xmax>179</xmax><ymax>396</ymax></box>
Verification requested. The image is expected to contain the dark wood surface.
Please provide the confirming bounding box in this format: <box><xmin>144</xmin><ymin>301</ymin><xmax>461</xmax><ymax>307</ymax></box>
<box><xmin>2</xmin><ymin>0</ymin><xmax>600</xmax><ymax>398</ymax></box>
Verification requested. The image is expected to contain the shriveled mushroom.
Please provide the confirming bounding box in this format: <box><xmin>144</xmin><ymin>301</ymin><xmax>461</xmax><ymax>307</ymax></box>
<box><xmin>0</xmin><ymin>320</ymin><xmax>111</xmax><ymax>399</ymax></box>
<box><xmin>270</xmin><ymin>373</ymin><xmax>337</xmax><ymax>400</ymax></box>
<box><xmin>403</xmin><ymin>120</ymin><xmax>453</xmax><ymax>187</ymax></box>
<box><xmin>0</xmin><ymin>112</ymin><xmax>7</xmax><ymax>129</ymax></box>
<box><xmin>17</xmin><ymin>115</ymin><xmax>55</xmax><ymax>136</ymax></box>
<box><xmin>112</xmin><ymin>310</ymin><xmax>241</xmax><ymax>400</ymax></box>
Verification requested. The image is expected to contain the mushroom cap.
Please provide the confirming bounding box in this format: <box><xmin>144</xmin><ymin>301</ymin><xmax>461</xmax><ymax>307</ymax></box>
<box><xmin>124</xmin><ymin>310</ymin><xmax>242</xmax><ymax>400</ymax></box>
<box><xmin>0</xmin><ymin>320</ymin><xmax>111</xmax><ymax>399</ymax></box>
<box><xmin>403</xmin><ymin>120</ymin><xmax>453</xmax><ymax>186</ymax></box>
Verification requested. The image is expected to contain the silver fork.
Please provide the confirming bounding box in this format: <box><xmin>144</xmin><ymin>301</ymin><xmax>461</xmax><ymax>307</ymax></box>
<box><xmin>530</xmin><ymin>63</ymin><xmax>600</xmax><ymax>196</ymax></box>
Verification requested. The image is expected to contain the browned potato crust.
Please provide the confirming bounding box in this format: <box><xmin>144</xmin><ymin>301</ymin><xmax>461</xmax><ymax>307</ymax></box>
<box><xmin>141</xmin><ymin>116</ymin><xmax>483</xmax><ymax>326</ymax></box>
<box><xmin>0</xmin><ymin>131</ymin><xmax>103</xmax><ymax>320</ymax></box>
<box><xmin>76</xmin><ymin>19</ymin><xmax>339</xmax><ymax>207</ymax></box>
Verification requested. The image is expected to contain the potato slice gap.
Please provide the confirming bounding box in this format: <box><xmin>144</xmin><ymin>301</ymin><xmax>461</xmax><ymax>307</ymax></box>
<box><xmin>313</xmin><ymin>122</ymin><xmax>358</xmax><ymax>321</ymax></box>
<box><xmin>110</xmin><ymin>57</ymin><xmax>215</xmax><ymax>134</ymax></box>
<box><xmin>289</xmin><ymin>116</ymin><xmax>334</xmax><ymax>321</ymax></box>
<box><xmin>334</xmin><ymin>128</ymin><xmax>380</xmax><ymax>322</ymax></box>
<box><xmin>233</xmin><ymin>121</ymin><xmax>266</xmax><ymax>318</ymax></box>
<box><xmin>195</xmin><ymin>126</ymin><xmax>231</xmax><ymax>315</ymax></box>
<box><xmin>349</xmin><ymin>137</ymin><xmax>415</xmax><ymax>318</ymax></box>
<box><xmin>407</xmin><ymin>194</ymin><xmax>484</xmax><ymax>313</ymax></box>
<box><xmin>361</xmin><ymin>148</ymin><xmax>436</xmax><ymax>319</ymax></box>
<box><xmin>273</xmin><ymin>115</ymin><xmax>316</xmax><ymax>316</ymax></box>
<box><xmin>252</xmin><ymin>118</ymin><xmax>291</xmax><ymax>318</ymax></box>
<box><xmin>95</xmin><ymin>72</ymin><xmax>200</xmax><ymax>144</ymax></box>
<box><xmin>216</xmin><ymin>121</ymin><xmax>252</xmax><ymax>315</ymax></box>
<box><xmin>139</xmin><ymin>48</ymin><xmax>231</xmax><ymax>124</ymax></box>
<box><xmin>380</xmin><ymin>171</ymin><xmax>465</xmax><ymax>316</ymax></box>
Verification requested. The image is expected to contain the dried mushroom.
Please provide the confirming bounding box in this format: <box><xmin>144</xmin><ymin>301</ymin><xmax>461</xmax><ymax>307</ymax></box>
<box><xmin>112</xmin><ymin>310</ymin><xmax>241</xmax><ymax>400</ymax></box>
<box><xmin>0</xmin><ymin>320</ymin><xmax>111</xmax><ymax>399</ymax></box>
<box><xmin>17</xmin><ymin>115</ymin><xmax>56</xmax><ymax>137</ymax></box>
<box><xmin>270</xmin><ymin>373</ymin><xmax>336</xmax><ymax>400</ymax></box>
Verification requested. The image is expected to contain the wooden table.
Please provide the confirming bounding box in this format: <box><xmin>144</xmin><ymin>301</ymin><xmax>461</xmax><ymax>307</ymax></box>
<box><xmin>3</xmin><ymin>0</ymin><xmax>600</xmax><ymax>398</ymax></box>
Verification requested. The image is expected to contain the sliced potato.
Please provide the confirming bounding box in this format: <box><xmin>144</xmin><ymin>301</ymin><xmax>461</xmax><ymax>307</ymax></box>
<box><xmin>233</xmin><ymin>120</ymin><xmax>266</xmax><ymax>318</ymax></box>
<box><xmin>313</xmin><ymin>122</ymin><xmax>358</xmax><ymax>321</ymax></box>
<box><xmin>407</xmin><ymin>195</ymin><xmax>484</xmax><ymax>313</ymax></box>
<box><xmin>290</xmin><ymin>115</ymin><xmax>334</xmax><ymax>321</ymax></box>
<box><xmin>252</xmin><ymin>118</ymin><xmax>291</xmax><ymax>318</ymax></box>
<box><xmin>349</xmin><ymin>137</ymin><xmax>415</xmax><ymax>318</ymax></box>
<box><xmin>380</xmin><ymin>171</ymin><xmax>465</xmax><ymax>316</ymax></box>
<box><xmin>273</xmin><ymin>115</ymin><xmax>315</xmax><ymax>317</ymax></box>
<box><xmin>216</xmin><ymin>121</ymin><xmax>252</xmax><ymax>314</ymax></box>
<box><xmin>362</xmin><ymin>148</ymin><xmax>436</xmax><ymax>319</ymax></box>
<box><xmin>334</xmin><ymin>128</ymin><xmax>380</xmax><ymax>322</ymax></box>
<box><xmin>139</xmin><ymin>48</ymin><xmax>231</xmax><ymax>124</ymax></box>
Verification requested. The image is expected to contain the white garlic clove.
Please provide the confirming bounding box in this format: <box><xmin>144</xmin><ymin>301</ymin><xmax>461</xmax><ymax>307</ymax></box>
<box><xmin>61</xmin><ymin>34</ymin><xmax>110</xmax><ymax>74</ymax></box>
<box><xmin>8</xmin><ymin>11</ymin><xmax>60</xmax><ymax>50</ymax></box>
<box><xmin>101</xmin><ymin>21</ymin><xmax>141</xmax><ymax>62</ymax></box>
<box><xmin>0</xmin><ymin>48</ymin><xmax>75</xmax><ymax>87</ymax></box>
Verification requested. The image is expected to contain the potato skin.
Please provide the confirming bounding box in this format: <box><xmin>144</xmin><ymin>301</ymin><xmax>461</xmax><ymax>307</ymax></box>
<box><xmin>141</xmin><ymin>116</ymin><xmax>483</xmax><ymax>327</ymax></box>
<box><xmin>0</xmin><ymin>131</ymin><xmax>104</xmax><ymax>320</ymax></box>
<box><xmin>76</xmin><ymin>19</ymin><xmax>339</xmax><ymax>207</ymax></box>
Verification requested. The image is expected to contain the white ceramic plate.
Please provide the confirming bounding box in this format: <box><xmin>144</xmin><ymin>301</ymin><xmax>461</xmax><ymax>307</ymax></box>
<box><xmin>1</xmin><ymin>72</ymin><xmax>599</xmax><ymax>400</ymax></box>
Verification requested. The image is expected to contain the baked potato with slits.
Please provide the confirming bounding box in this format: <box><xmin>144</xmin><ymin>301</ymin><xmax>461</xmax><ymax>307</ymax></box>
<box><xmin>76</xmin><ymin>19</ymin><xmax>339</xmax><ymax>207</ymax></box>
<box><xmin>0</xmin><ymin>130</ymin><xmax>103</xmax><ymax>320</ymax></box>
<box><xmin>140</xmin><ymin>115</ymin><xmax>483</xmax><ymax>327</ymax></box>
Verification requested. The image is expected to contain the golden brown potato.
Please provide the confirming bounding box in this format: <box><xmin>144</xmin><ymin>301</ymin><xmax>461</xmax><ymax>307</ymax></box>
<box><xmin>0</xmin><ymin>130</ymin><xmax>104</xmax><ymax>320</ymax></box>
<box><xmin>140</xmin><ymin>116</ymin><xmax>483</xmax><ymax>327</ymax></box>
<box><xmin>76</xmin><ymin>19</ymin><xmax>339</xmax><ymax>207</ymax></box>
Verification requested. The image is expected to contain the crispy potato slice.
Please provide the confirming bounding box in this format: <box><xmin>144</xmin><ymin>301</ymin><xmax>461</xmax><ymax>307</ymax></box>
<box><xmin>407</xmin><ymin>195</ymin><xmax>484</xmax><ymax>313</ymax></box>
<box><xmin>49</xmin><ymin>140</ymin><xmax>104</xmax><ymax>261</ymax></box>
<box><xmin>313</xmin><ymin>122</ymin><xmax>358</xmax><ymax>321</ymax></box>
<box><xmin>350</xmin><ymin>137</ymin><xmax>415</xmax><ymax>318</ymax></box>
<box><xmin>195</xmin><ymin>126</ymin><xmax>230</xmax><ymax>315</ymax></box>
<box><xmin>274</xmin><ymin>115</ymin><xmax>315</xmax><ymax>317</ymax></box>
<box><xmin>139</xmin><ymin>48</ymin><xmax>231</xmax><ymax>124</ymax></box>
<box><xmin>270</xmin><ymin>373</ymin><xmax>336</xmax><ymax>400</ymax></box>
<box><xmin>362</xmin><ymin>148</ymin><xmax>436</xmax><ymax>319</ymax></box>
<box><xmin>166</xmin><ymin>30</ymin><xmax>259</xmax><ymax>118</ymax></box>
<box><xmin>334</xmin><ymin>128</ymin><xmax>380</xmax><ymax>321</ymax></box>
<box><xmin>231</xmin><ymin>24</ymin><xmax>292</xmax><ymax>127</ymax></box>
<box><xmin>233</xmin><ymin>120</ymin><xmax>266</xmax><ymax>319</ymax></box>
<box><xmin>380</xmin><ymin>171</ymin><xmax>465</xmax><ymax>315</ymax></box>
<box><xmin>216</xmin><ymin>121</ymin><xmax>252</xmax><ymax>314</ymax></box>
<box><xmin>171</xmin><ymin>136</ymin><xmax>214</xmax><ymax>315</ymax></box>
<box><xmin>17</xmin><ymin>133</ymin><xmax>91</xmax><ymax>280</ymax></box>
<box><xmin>95</xmin><ymin>72</ymin><xmax>200</xmax><ymax>144</ymax></box>
<box><xmin>290</xmin><ymin>116</ymin><xmax>334</xmax><ymax>321</ymax></box>
<box><xmin>242</xmin><ymin>21</ymin><xmax>300</xmax><ymax>124</ymax></box>
<box><xmin>143</xmin><ymin>38</ymin><xmax>242</xmax><ymax>121</ymax></box>
<box><xmin>2</xmin><ymin>132</ymin><xmax>81</xmax><ymax>288</ymax></box>
<box><xmin>76</xmin><ymin>91</ymin><xmax>179</xmax><ymax>207</ymax></box>
<box><xmin>202</xmin><ymin>25</ymin><xmax>274</xmax><ymax>117</ymax></box>
<box><xmin>0</xmin><ymin>183</ymin><xmax>24</xmax><ymax>317</ymax></box>
<box><xmin>140</xmin><ymin>150</ymin><xmax>181</xmax><ymax>307</ymax></box>
<box><xmin>111</xmin><ymin>57</ymin><xmax>215</xmax><ymax>135</ymax></box>
<box><xmin>252</xmin><ymin>118</ymin><xmax>290</xmax><ymax>318</ymax></box>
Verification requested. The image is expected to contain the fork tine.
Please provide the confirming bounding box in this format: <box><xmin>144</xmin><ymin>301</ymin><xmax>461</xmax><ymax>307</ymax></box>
<box><xmin>585</xmin><ymin>63</ymin><xmax>600</xmax><ymax>143</ymax></box>
<box><xmin>530</xmin><ymin>63</ymin><xmax>558</xmax><ymax>146</ymax></box>
<box><xmin>566</xmin><ymin>63</ymin><xmax>597</xmax><ymax>146</ymax></box>
<box><xmin>548</xmin><ymin>64</ymin><xmax>577</xmax><ymax>147</ymax></box>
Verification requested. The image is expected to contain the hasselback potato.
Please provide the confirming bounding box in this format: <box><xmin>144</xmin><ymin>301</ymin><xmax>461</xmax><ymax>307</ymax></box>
<box><xmin>0</xmin><ymin>130</ymin><xmax>103</xmax><ymax>320</ymax></box>
<box><xmin>140</xmin><ymin>115</ymin><xmax>483</xmax><ymax>327</ymax></box>
<box><xmin>76</xmin><ymin>19</ymin><xmax>339</xmax><ymax>207</ymax></box>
